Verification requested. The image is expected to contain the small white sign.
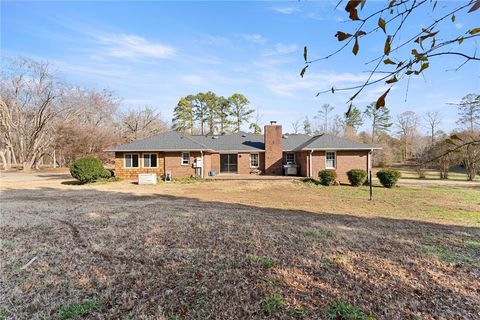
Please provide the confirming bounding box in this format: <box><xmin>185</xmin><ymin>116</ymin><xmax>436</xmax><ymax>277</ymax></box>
<box><xmin>138</xmin><ymin>173</ymin><xmax>157</xmax><ymax>185</ymax></box>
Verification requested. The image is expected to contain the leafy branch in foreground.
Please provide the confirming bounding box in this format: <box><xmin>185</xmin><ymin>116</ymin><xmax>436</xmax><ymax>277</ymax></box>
<box><xmin>301</xmin><ymin>0</ymin><xmax>480</xmax><ymax>110</ymax></box>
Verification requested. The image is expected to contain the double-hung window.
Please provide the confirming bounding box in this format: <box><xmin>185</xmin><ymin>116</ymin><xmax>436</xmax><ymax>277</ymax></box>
<box><xmin>181</xmin><ymin>152</ymin><xmax>190</xmax><ymax>165</ymax></box>
<box><xmin>125</xmin><ymin>154</ymin><xmax>139</xmax><ymax>168</ymax></box>
<box><xmin>325</xmin><ymin>151</ymin><xmax>336</xmax><ymax>169</ymax></box>
<box><xmin>286</xmin><ymin>152</ymin><xmax>295</xmax><ymax>164</ymax></box>
<box><xmin>250</xmin><ymin>153</ymin><xmax>259</xmax><ymax>167</ymax></box>
<box><xmin>143</xmin><ymin>153</ymin><xmax>157</xmax><ymax>168</ymax></box>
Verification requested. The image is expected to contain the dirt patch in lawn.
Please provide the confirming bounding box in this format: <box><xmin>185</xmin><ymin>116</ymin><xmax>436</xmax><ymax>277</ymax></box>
<box><xmin>1</xmin><ymin>174</ymin><xmax>479</xmax><ymax>319</ymax></box>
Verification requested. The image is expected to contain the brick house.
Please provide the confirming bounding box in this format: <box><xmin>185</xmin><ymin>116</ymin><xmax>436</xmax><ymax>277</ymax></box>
<box><xmin>105</xmin><ymin>122</ymin><xmax>379</xmax><ymax>184</ymax></box>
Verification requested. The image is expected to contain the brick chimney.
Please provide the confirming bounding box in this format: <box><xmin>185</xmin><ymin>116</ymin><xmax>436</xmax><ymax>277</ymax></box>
<box><xmin>264</xmin><ymin>121</ymin><xmax>283</xmax><ymax>175</ymax></box>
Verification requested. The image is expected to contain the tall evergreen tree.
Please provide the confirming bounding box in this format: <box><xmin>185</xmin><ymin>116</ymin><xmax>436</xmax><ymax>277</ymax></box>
<box><xmin>249</xmin><ymin>123</ymin><xmax>261</xmax><ymax>134</ymax></box>
<box><xmin>204</xmin><ymin>91</ymin><xmax>219</xmax><ymax>135</ymax></box>
<box><xmin>172</xmin><ymin>95</ymin><xmax>195</xmax><ymax>134</ymax></box>
<box><xmin>193</xmin><ymin>93</ymin><xmax>209</xmax><ymax>135</ymax></box>
<box><xmin>228</xmin><ymin>93</ymin><xmax>253</xmax><ymax>132</ymax></box>
<box><xmin>217</xmin><ymin>96</ymin><xmax>231</xmax><ymax>135</ymax></box>
<box><xmin>303</xmin><ymin>116</ymin><xmax>312</xmax><ymax>135</ymax></box>
<box><xmin>343</xmin><ymin>106</ymin><xmax>363</xmax><ymax>137</ymax></box>
<box><xmin>364</xmin><ymin>102</ymin><xmax>393</xmax><ymax>143</ymax></box>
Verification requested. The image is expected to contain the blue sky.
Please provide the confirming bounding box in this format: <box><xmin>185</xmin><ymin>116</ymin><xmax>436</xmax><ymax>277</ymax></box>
<box><xmin>2</xmin><ymin>1</ymin><xmax>479</xmax><ymax>134</ymax></box>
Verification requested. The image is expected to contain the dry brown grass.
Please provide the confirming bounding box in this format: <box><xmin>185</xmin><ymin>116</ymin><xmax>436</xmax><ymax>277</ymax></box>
<box><xmin>0</xmin><ymin>172</ymin><xmax>479</xmax><ymax>319</ymax></box>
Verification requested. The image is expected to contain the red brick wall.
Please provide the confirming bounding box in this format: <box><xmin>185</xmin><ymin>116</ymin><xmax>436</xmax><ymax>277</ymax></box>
<box><xmin>311</xmin><ymin>150</ymin><xmax>369</xmax><ymax>184</ymax></box>
<box><xmin>295</xmin><ymin>151</ymin><xmax>309</xmax><ymax>177</ymax></box>
<box><xmin>335</xmin><ymin>150</ymin><xmax>369</xmax><ymax>183</ymax></box>
<box><xmin>237</xmin><ymin>153</ymin><xmax>250</xmax><ymax>174</ymax></box>
<box><xmin>264</xmin><ymin>124</ymin><xmax>283</xmax><ymax>175</ymax></box>
<box><xmin>114</xmin><ymin>152</ymin><xmax>165</xmax><ymax>180</ymax></box>
<box><xmin>211</xmin><ymin>153</ymin><xmax>220</xmax><ymax>174</ymax></box>
<box><xmin>203</xmin><ymin>153</ymin><xmax>212</xmax><ymax>176</ymax></box>
<box><xmin>164</xmin><ymin>151</ymin><xmax>201</xmax><ymax>178</ymax></box>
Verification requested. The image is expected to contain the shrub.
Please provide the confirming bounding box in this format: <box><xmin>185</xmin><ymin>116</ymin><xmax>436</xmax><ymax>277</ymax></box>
<box><xmin>319</xmin><ymin>169</ymin><xmax>337</xmax><ymax>186</ymax></box>
<box><xmin>376</xmin><ymin>168</ymin><xmax>401</xmax><ymax>188</ymax></box>
<box><xmin>69</xmin><ymin>156</ymin><xmax>111</xmax><ymax>184</ymax></box>
<box><xmin>346</xmin><ymin>169</ymin><xmax>368</xmax><ymax>186</ymax></box>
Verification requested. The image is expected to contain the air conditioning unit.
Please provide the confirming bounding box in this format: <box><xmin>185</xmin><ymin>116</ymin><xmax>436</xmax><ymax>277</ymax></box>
<box><xmin>138</xmin><ymin>173</ymin><xmax>157</xmax><ymax>185</ymax></box>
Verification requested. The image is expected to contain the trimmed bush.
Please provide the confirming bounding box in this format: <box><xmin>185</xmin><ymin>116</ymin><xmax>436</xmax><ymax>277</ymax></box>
<box><xmin>376</xmin><ymin>168</ymin><xmax>401</xmax><ymax>188</ymax></box>
<box><xmin>319</xmin><ymin>169</ymin><xmax>337</xmax><ymax>186</ymax></box>
<box><xmin>70</xmin><ymin>156</ymin><xmax>111</xmax><ymax>184</ymax></box>
<box><xmin>347</xmin><ymin>169</ymin><xmax>368</xmax><ymax>186</ymax></box>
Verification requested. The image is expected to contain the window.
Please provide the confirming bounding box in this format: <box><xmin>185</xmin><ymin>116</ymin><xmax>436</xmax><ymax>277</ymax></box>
<box><xmin>143</xmin><ymin>153</ymin><xmax>157</xmax><ymax>168</ymax></box>
<box><xmin>325</xmin><ymin>151</ymin><xmax>336</xmax><ymax>169</ymax></box>
<box><xmin>250</xmin><ymin>153</ymin><xmax>259</xmax><ymax>167</ymax></box>
<box><xmin>286</xmin><ymin>152</ymin><xmax>295</xmax><ymax>164</ymax></box>
<box><xmin>125</xmin><ymin>154</ymin><xmax>139</xmax><ymax>168</ymax></box>
<box><xmin>181</xmin><ymin>152</ymin><xmax>190</xmax><ymax>165</ymax></box>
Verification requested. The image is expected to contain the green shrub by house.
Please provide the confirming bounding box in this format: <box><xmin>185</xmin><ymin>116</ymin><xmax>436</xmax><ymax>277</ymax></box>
<box><xmin>70</xmin><ymin>156</ymin><xmax>111</xmax><ymax>184</ymax></box>
<box><xmin>376</xmin><ymin>168</ymin><xmax>401</xmax><ymax>188</ymax></box>
<box><xmin>347</xmin><ymin>169</ymin><xmax>368</xmax><ymax>186</ymax></box>
<box><xmin>319</xmin><ymin>169</ymin><xmax>337</xmax><ymax>186</ymax></box>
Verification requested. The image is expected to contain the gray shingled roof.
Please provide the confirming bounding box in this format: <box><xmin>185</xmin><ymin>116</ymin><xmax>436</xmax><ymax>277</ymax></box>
<box><xmin>104</xmin><ymin>131</ymin><xmax>212</xmax><ymax>152</ymax></box>
<box><xmin>189</xmin><ymin>132</ymin><xmax>264</xmax><ymax>151</ymax></box>
<box><xmin>294</xmin><ymin>134</ymin><xmax>377</xmax><ymax>150</ymax></box>
<box><xmin>105</xmin><ymin>131</ymin><xmax>378</xmax><ymax>152</ymax></box>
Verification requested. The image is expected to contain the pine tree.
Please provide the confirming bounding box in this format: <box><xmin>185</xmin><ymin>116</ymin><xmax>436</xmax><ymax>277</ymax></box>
<box><xmin>193</xmin><ymin>93</ymin><xmax>209</xmax><ymax>135</ymax></box>
<box><xmin>249</xmin><ymin>123</ymin><xmax>261</xmax><ymax>134</ymax></box>
<box><xmin>343</xmin><ymin>106</ymin><xmax>363</xmax><ymax>137</ymax></box>
<box><xmin>228</xmin><ymin>93</ymin><xmax>253</xmax><ymax>132</ymax></box>
<box><xmin>303</xmin><ymin>116</ymin><xmax>312</xmax><ymax>135</ymax></box>
<box><xmin>172</xmin><ymin>95</ymin><xmax>195</xmax><ymax>134</ymax></box>
<box><xmin>204</xmin><ymin>91</ymin><xmax>219</xmax><ymax>135</ymax></box>
<box><xmin>217</xmin><ymin>96</ymin><xmax>231</xmax><ymax>135</ymax></box>
<box><xmin>364</xmin><ymin>102</ymin><xmax>393</xmax><ymax>143</ymax></box>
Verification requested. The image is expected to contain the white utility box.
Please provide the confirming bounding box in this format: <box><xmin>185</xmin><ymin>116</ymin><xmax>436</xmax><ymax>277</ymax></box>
<box><xmin>138</xmin><ymin>173</ymin><xmax>157</xmax><ymax>185</ymax></box>
<box><xmin>193</xmin><ymin>157</ymin><xmax>203</xmax><ymax>168</ymax></box>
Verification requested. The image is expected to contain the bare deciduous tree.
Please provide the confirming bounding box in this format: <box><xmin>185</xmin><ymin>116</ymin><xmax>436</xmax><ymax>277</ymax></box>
<box><xmin>118</xmin><ymin>106</ymin><xmax>169</xmax><ymax>142</ymax></box>
<box><xmin>396</xmin><ymin>111</ymin><xmax>419</xmax><ymax>160</ymax></box>
<box><xmin>423</xmin><ymin>111</ymin><xmax>442</xmax><ymax>144</ymax></box>
<box><xmin>0</xmin><ymin>58</ymin><xmax>75</xmax><ymax>170</ymax></box>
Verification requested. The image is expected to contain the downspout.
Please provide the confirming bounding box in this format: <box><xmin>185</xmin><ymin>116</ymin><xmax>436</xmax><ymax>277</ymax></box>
<box><xmin>309</xmin><ymin>149</ymin><xmax>313</xmax><ymax>178</ymax></box>
<box><xmin>200</xmin><ymin>150</ymin><xmax>204</xmax><ymax>178</ymax></box>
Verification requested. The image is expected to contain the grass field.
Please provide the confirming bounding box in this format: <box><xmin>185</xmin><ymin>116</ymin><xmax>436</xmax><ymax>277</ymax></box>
<box><xmin>0</xmin><ymin>171</ymin><xmax>479</xmax><ymax>319</ymax></box>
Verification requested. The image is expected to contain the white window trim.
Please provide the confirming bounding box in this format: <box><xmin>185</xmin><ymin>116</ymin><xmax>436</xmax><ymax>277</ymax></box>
<box><xmin>181</xmin><ymin>152</ymin><xmax>190</xmax><ymax>166</ymax></box>
<box><xmin>325</xmin><ymin>151</ymin><xmax>336</xmax><ymax>169</ymax></box>
<box><xmin>124</xmin><ymin>153</ymin><xmax>140</xmax><ymax>169</ymax></box>
<box><xmin>285</xmin><ymin>152</ymin><xmax>295</xmax><ymax>164</ymax></box>
<box><xmin>250</xmin><ymin>153</ymin><xmax>259</xmax><ymax>168</ymax></box>
<box><xmin>142</xmin><ymin>153</ymin><xmax>158</xmax><ymax>168</ymax></box>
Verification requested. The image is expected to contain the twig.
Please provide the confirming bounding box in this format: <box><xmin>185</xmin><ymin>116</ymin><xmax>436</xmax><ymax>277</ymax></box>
<box><xmin>20</xmin><ymin>256</ymin><xmax>37</xmax><ymax>270</ymax></box>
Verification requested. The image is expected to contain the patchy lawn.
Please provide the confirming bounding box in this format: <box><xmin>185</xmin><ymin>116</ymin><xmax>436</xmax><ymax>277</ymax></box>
<box><xmin>0</xmin><ymin>172</ymin><xmax>479</xmax><ymax>319</ymax></box>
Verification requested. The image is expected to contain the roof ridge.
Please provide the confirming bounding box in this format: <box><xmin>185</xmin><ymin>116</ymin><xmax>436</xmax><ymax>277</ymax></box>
<box><xmin>180</xmin><ymin>132</ymin><xmax>210</xmax><ymax>149</ymax></box>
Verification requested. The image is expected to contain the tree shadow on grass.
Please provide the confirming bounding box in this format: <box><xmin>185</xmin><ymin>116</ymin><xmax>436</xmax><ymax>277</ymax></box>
<box><xmin>0</xmin><ymin>186</ymin><xmax>479</xmax><ymax>319</ymax></box>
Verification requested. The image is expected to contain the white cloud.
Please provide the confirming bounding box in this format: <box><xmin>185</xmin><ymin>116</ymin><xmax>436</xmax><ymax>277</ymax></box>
<box><xmin>272</xmin><ymin>6</ymin><xmax>301</xmax><ymax>14</ymax></box>
<box><xmin>181</xmin><ymin>75</ymin><xmax>204</xmax><ymax>85</ymax></box>
<box><xmin>275</xmin><ymin>43</ymin><xmax>297</xmax><ymax>54</ymax></box>
<box><xmin>261</xmin><ymin>70</ymin><xmax>383</xmax><ymax>97</ymax></box>
<box><xmin>96</xmin><ymin>33</ymin><xmax>175</xmax><ymax>60</ymax></box>
<box><xmin>244</xmin><ymin>34</ymin><xmax>266</xmax><ymax>44</ymax></box>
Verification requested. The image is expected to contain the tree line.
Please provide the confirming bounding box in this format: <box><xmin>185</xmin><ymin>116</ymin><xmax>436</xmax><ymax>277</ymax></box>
<box><xmin>294</xmin><ymin>93</ymin><xmax>480</xmax><ymax>180</ymax></box>
<box><xmin>0</xmin><ymin>57</ymin><xmax>169</xmax><ymax>170</ymax></box>
<box><xmin>172</xmin><ymin>92</ymin><xmax>258</xmax><ymax>135</ymax></box>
